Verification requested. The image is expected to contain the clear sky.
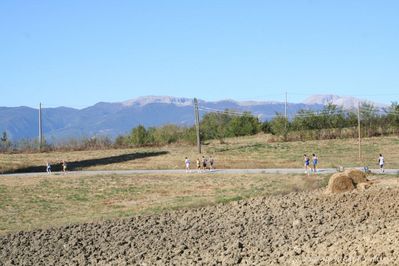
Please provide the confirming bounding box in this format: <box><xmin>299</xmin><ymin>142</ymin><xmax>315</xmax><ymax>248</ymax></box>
<box><xmin>1</xmin><ymin>1</ymin><xmax>398</xmax><ymax>108</ymax></box>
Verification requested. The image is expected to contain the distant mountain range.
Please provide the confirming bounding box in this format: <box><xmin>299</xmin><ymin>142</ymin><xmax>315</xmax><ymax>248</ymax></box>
<box><xmin>0</xmin><ymin>95</ymin><xmax>388</xmax><ymax>141</ymax></box>
<box><xmin>303</xmin><ymin>94</ymin><xmax>387</xmax><ymax>109</ymax></box>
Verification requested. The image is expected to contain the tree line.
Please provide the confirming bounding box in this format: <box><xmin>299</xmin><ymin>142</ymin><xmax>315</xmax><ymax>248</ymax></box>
<box><xmin>1</xmin><ymin>102</ymin><xmax>398</xmax><ymax>152</ymax></box>
<box><xmin>267</xmin><ymin>102</ymin><xmax>399</xmax><ymax>141</ymax></box>
<box><xmin>114</xmin><ymin>101</ymin><xmax>399</xmax><ymax>146</ymax></box>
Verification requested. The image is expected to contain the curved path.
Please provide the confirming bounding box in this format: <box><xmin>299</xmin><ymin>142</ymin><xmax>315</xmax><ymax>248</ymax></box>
<box><xmin>1</xmin><ymin>168</ymin><xmax>398</xmax><ymax>177</ymax></box>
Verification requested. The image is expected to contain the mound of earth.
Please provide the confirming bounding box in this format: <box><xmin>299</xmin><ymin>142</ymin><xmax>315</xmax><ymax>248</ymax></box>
<box><xmin>344</xmin><ymin>169</ymin><xmax>368</xmax><ymax>185</ymax></box>
<box><xmin>326</xmin><ymin>169</ymin><xmax>369</xmax><ymax>194</ymax></box>
<box><xmin>1</xmin><ymin>185</ymin><xmax>399</xmax><ymax>265</ymax></box>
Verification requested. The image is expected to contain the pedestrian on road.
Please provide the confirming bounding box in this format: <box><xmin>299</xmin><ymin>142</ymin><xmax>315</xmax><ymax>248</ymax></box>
<box><xmin>62</xmin><ymin>160</ymin><xmax>67</xmax><ymax>174</ymax></box>
<box><xmin>304</xmin><ymin>154</ymin><xmax>310</xmax><ymax>175</ymax></box>
<box><xmin>209</xmin><ymin>156</ymin><xmax>214</xmax><ymax>171</ymax></box>
<box><xmin>185</xmin><ymin>157</ymin><xmax>190</xmax><ymax>173</ymax></box>
<box><xmin>202</xmin><ymin>156</ymin><xmax>207</xmax><ymax>171</ymax></box>
<box><xmin>312</xmin><ymin>154</ymin><xmax>318</xmax><ymax>173</ymax></box>
<box><xmin>378</xmin><ymin>154</ymin><xmax>385</xmax><ymax>173</ymax></box>
<box><xmin>46</xmin><ymin>162</ymin><xmax>51</xmax><ymax>174</ymax></box>
<box><xmin>196</xmin><ymin>158</ymin><xmax>201</xmax><ymax>173</ymax></box>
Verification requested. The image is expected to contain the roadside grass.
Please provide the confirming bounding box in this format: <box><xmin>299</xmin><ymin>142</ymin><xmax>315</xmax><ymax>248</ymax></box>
<box><xmin>0</xmin><ymin>172</ymin><xmax>329</xmax><ymax>235</ymax></box>
<box><xmin>1</xmin><ymin>135</ymin><xmax>399</xmax><ymax>174</ymax></box>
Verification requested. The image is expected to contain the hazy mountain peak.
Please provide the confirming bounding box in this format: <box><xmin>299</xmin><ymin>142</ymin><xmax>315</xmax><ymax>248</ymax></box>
<box><xmin>212</xmin><ymin>99</ymin><xmax>282</xmax><ymax>106</ymax></box>
<box><xmin>122</xmin><ymin>96</ymin><xmax>194</xmax><ymax>107</ymax></box>
<box><xmin>122</xmin><ymin>96</ymin><xmax>283</xmax><ymax>108</ymax></box>
<box><xmin>238</xmin><ymin>100</ymin><xmax>282</xmax><ymax>106</ymax></box>
<box><xmin>303</xmin><ymin>94</ymin><xmax>387</xmax><ymax>109</ymax></box>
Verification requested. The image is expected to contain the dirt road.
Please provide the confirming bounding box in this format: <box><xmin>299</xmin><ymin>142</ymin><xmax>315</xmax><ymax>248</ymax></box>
<box><xmin>1</xmin><ymin>167</ymin><xmax>398</xmax><ymax>178</ymax></box>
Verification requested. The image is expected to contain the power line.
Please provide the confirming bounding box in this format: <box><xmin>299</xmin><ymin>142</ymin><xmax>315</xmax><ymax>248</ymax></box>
<box><xmin>198</xmin><ymin>106</ymin><xmax>255</xmax><ymax>117</ymax></box>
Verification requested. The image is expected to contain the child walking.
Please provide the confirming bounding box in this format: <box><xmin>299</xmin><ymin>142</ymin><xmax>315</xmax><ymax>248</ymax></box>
<box><xmin>304</xmin><ymin>154</ymin><xmax>310</xmax><ymax>175</ymax></box>
<box><xmin>209</xmin><ymin>156</ymin><xmax>214</xmax><ymax>171</ymax></box>
<box><xmin>46</xmin><ymin>162</ymin><xmax>51</xmax><ymax>174</ymax></box>
<box><xmin>312</xmin><ymin>154</ymin><xmax>318</xmax><ymax>174</ymax></box>
<box><xmin>62</xmin><ymin>160</ymin><xmax>67</xmax><ymax>174</ymax></box>
<box><xmin>378</xmin><ymin>154</ymin><xmax>385</xmax><ymax>173</ymax></box>
<box><xmin>185</xmin><ymin>157</ymin><xmax>190</xmax><ymax>173</ymax></box>
<box><xmin>196</xmin><ymin>158</ymin><xmax>201</xmax><ymax>173</ymax></box>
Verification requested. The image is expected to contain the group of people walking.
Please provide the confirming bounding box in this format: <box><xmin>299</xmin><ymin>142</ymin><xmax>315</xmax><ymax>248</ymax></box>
<box><xmin>303</xmin><ymin>154</ymin><xmax>318</xmax><ymax>175</ymax></box>
<box><xmin>46</xmin><ymin>160</ymin><xmax>67</xmax><ymax>174</ymax></box>
<box><xmin>303</xmin><ymin>153</ymin><xmax>386</xmax><ymax>175</ymax></box>
<box><xmin>185</xmin><ymin>156</ymin><xmax>215</xmax><ymax>173</ymax></box>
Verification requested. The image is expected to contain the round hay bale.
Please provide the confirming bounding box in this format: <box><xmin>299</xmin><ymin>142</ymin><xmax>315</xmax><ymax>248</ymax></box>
<box><xmin>326</xmin><ymin>172</ymin><xmax>355</xmax><ymax>194</ymax></box>
<box><xmin>344</xmin><ymin>169</ymin><xmax>368</xmax><ymax>185</ymax></box>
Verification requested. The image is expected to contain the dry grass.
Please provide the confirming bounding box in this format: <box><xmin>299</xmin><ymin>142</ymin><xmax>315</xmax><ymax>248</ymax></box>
<box><xmin>0</xmin><ymin>172</ymin><xmax>327</xmax><ymax>235</ymax></box>
<box><xmin>1</xmin><ymin>134</ymin><xmax>399</xmax><ymax>174</ymax></box>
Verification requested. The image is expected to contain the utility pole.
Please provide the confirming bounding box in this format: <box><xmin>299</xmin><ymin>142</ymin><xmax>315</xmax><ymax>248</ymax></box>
<box><xmin>284</xmin><ymin>92</ymin><xmax>288</xmax><ymax>135</ymax></box>
<box><xmin>284</xmin><ymin>91</ymin><xmax>287</xmax><ymax>119</ymax></box>
<box><xmin>39</xmin><ymin>103</ymin><xmax>43</xmax><ymax>151</ymax></box>
<box><xmin>194</xmin><ymin>98</ymin><xmax>201</xmax><ymax>154</ymax></box>
<box><xmin>357</xmin><ymin>102</ymin><xmax>361</xmax><ymax>161</ymax></box>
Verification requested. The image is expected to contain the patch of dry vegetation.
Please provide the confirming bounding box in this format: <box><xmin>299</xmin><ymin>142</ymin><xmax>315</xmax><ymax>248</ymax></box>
<box><xmin>0</xmin><ymin>172</ymin><xmax>327</xmax><ymax>234</ymax></box>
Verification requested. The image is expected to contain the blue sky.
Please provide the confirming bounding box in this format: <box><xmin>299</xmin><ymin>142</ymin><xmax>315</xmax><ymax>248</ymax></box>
<box><xmin>1</xmin><ymin>1</ymin><xmax>398</xmax><ymax>108</ymax></box>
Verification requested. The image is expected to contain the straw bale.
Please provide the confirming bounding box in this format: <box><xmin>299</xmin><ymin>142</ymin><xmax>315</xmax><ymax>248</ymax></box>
<box><xmin>326</xmin><ymin>172</ymin><xmax>355</xmax><ymax>194</ymax></box>
<box><xmin>344</xmin><ymin>169</ymin><xmax>368</xmax><ymax>185</ymax></box>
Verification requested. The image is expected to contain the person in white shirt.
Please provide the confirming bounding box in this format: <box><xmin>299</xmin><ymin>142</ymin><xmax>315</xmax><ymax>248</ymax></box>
<box><xmin>185</xmin><ymin>157</ymin><xmax>190</xmax><ymax>173</ymax></box>
<box><xmin>46</xmin><ymin>162</ymin><xmax>51</xmax><ymax>173</ymax></box>
<box><xmin>378</xmin><ymin>154</ymin><xmax>384</xmax><ymax>173</ymax></box>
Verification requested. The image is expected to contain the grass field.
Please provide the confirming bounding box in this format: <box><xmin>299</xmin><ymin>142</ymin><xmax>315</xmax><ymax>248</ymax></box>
<box><xmin>1</xmin><ymin>134</ymin><xmax>399</xmax><ymax>174</ymax></box>
<box><xmin>0</xmin><ymin>172</ymin><xmax>329</xmax><ymax>235</ymax></box>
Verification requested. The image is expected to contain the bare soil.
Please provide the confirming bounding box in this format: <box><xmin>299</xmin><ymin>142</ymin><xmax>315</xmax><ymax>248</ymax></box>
<box><xmin>1</xmin><ymin>180</ymin><xmax>399</xmax><ymax>265</ymax></box>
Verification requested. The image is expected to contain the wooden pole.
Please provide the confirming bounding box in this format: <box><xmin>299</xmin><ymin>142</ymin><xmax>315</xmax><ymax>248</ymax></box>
<box><xmin>284</xmin><ymin>91</ymin><xmax>288</xmax><ymax>133</ymax></box>
<box><xmin>284</xmin><ymin>91</ymin><xmax>287</xmax><ymax>119</ymax></box>
<box><xmin>194</xmin><ymin>98</ymin><xmax>201</xmax><ymax>154</ymax></box>
<box><xmin>39</xmin><ymin>103</ymin><xmax>43</xmax><ymax>151</ymax></box>
<box><xmin>357</xmin><ymin>102</ymin><xmax>361</xmax><ymax>161</ymax></box>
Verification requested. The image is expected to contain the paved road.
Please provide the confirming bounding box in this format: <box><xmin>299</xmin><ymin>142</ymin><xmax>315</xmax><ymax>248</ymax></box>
<box><xmin>1</xmin><ymin>168</ymin><xmax>398</xmax><ymax>177</ymax></box>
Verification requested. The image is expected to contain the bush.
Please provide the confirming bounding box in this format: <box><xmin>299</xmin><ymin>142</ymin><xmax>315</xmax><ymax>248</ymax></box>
<box><xmin>200</xmin><ymin>110</ymin><xmax>261</xmax><ymax>141</ymax></box>
<box><xmin>128</xmin><ymin>125</ymin><xmax>152</xmax><ymax>146</ymax></box>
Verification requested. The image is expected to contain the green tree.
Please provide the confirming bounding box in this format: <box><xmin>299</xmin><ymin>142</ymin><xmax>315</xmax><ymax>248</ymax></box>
<box><xmin>129</xmin><ymin>125</ymin><xmax>150</xmax><ymax>146</ymax></box>
<box><xmin>320</xmin><ymin>103</ymin><xmax>346</xmax><ymax>129</ymax></box>
<box><xmin>261</xmin><ymin>121</ymin><xmax>272</xmax><ymax>134</ymax></box>
<box><xmin>182</xmin><ymin>127</ymin><xmax>197</xmax><ymax>145</ymax></box>
<box><xmin>114</xmin><ymin>135</ymin><xmax>129</xmax><ymax>147</ymax></box>
<box><xmin>359</xmin><ymin>102</ymin><xmax>379</xmax><ymax>137</ymax></box>
<box><xmin>200</xmin><ymin>111</ymin><xmax>233</xmax><ymax>141</ymax></box>
<box><xmin>269</xmin><ymin>114</ymin><xmax>290</xmax><ymax>140</ymax></box>
<box><xmin>385</xmin><ymin>102</ymin><xmax>399</xmax><ymax>134</ymax></box>
<box><xmin>291</xmin><ymin>110</ymin><xmax>317</xmax><ymax>131</ymax></box>
<box><xmin>227</xmin><ymin>112</ymin><xmax>260</xmax><ymax>137</ymax></box>
<box><xmin>0</xmin><ymin>131</ymin><xmax>12</xmax><ymax>152</ymax></box>
<box><xmin>153</xmin><ymin>124</ymin><xmax>181</xmax><ymax>144</ymax></box>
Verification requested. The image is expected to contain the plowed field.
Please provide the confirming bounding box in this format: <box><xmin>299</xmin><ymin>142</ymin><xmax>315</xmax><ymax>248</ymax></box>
<box><xmin>1</xmin><ymin>181</ymin><xmax>399</xmax><ymax>265</ymax></box>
